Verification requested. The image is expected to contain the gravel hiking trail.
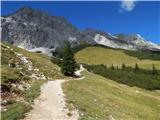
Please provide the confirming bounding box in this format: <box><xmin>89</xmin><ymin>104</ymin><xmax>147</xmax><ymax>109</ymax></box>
<box><xmin>23</xmin><ymin>65</ymin><xmax>84</xmax><ymax>120</ymax></box>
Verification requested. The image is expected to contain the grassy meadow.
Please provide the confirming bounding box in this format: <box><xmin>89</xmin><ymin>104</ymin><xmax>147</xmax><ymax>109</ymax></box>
<box><xmin>2</xmin><ymin>42</ymin><xmax>160</xmax><ymax>120</ymax></box>
<box><xmin>63</xmin><ymin>70</ymin><xmax>160</xmax><ymax>120</ymax></box>
<box><xmin>64</xmin><ymin>45</ymin><xmax>160</xmax><ymax>119</ymax></box>
<box><xmin>75</xmin><ymin>46</ymin><xmax>160</xmax><ymax>70</ymax></box>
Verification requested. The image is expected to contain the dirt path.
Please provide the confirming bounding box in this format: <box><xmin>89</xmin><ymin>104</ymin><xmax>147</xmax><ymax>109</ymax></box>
<box><xmin>23</xmin><ymin>80</ymin><xmax>78</xmax><ymax>120</ymax></box>
<box><xmin>23</xmin><ymin>65</ymin><xmax>85</xmax><ymax>120</ymax></box>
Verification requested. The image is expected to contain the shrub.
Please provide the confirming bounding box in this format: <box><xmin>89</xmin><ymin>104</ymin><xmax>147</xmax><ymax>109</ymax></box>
<box><xmin>134</xmin><ymin>63</ymin><xmax>139</xmax><ymax>72</ymax></box>
<box><xmin>122</xmin><ymin>63</ymin><xmax>126</xmax><ymax>69</ymax></box>
<box><xmin>110</xmin><ymin>64</ymin><xmax>115</xmax><ymax>70</ymax></box>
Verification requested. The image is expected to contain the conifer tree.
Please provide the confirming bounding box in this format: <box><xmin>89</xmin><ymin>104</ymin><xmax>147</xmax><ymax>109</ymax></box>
<box><xmin>135</xmin><ymin>63</ymin><xmax>139</xmax><ymax>71</ymax></box>
<box><xmin>122</xmin><ymin>63</ymin><xmax>126</xmax><ymax>69</ymax></box>
<box><xmin>61</xmin><ymin>42</ymin><xmax>76</xmax><ymax>76</ymax></box>
<box><xmin>152</xmin><ymin>64</ymin><xmax>158</xmax><ymax>75</ymax></box>
<box><xmin>110</xmin><ymin>64</ymin><xmax>115</xmax><ymax>70</ymax></box>
<box><xmin>117</xmin><ymin>66</ymin><xmax>119</xmax><ymax>69</ymax></box>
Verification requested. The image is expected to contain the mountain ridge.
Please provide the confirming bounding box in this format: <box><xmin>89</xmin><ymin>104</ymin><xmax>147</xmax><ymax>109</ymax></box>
<box><xmin>1</xmin><ymin>6</ymin><xmax>160</xmax><ymax>55</ymax></box>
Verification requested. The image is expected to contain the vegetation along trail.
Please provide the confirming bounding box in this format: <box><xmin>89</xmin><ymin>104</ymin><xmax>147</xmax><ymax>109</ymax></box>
<box><xmin>23</xmin><ymin>65</ymin><xmax>85</xmax><ymax>120</ymax></box>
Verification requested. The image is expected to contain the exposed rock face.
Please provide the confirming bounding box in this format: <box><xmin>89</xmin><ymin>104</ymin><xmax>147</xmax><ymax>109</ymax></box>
<box><xmin>1</xmin><ymin>6</ymin><xmax>160</xmax><ymax>54</ymax></box>
<box><xmin>115</xmin><ymin>33</ymin><xmax>160</xmax><ymax>51</ymax></box>
<box><xmin>1</xmin><ymin>7</ymin><xmax>82</xmax><ymax>50</ymax></box>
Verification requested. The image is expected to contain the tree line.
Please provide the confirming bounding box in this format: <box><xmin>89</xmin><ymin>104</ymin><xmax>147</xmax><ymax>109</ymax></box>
<box><xmin>85</xmin><ymin>63</ymin><xmax>160</xmax><ymax>90</ymax></box>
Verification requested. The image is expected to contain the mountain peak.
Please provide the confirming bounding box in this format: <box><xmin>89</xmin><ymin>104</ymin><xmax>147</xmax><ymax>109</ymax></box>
<box><xmin>11</xmin><ymin>6</ymin><xmax>49</xmax><ymax>20</ymax></box>
<box><xmin>15</xmin><ymin>6</ymin><xmax>33</xmax><ymax>15</ymax></box>
<box><xmin>1</xmin><ymin>6</ymin><xmax>160</xmax><ymax>52</ymax></box>
<box><xmin>128</xmin><ymin>33</ymin><xmax>144</xmax><ymax>40</ymax></box>
<box><xmin>20</xmin><ymin>6</ymin><xmax>32</xmax><ymax>11</ymax></box>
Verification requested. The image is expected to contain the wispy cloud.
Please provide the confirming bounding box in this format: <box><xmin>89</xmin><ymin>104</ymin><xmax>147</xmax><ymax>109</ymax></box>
<box><xmin>119</xmin><ymin>0</ymin><xmax>136</xmax><ymax>12</ymax></box>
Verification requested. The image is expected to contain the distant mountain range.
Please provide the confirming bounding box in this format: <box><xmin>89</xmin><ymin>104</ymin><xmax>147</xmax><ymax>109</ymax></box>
<box><xmin>1</xmin><ymin>6</ymin><xmax>160</xmax><ymax>55</ymax></box>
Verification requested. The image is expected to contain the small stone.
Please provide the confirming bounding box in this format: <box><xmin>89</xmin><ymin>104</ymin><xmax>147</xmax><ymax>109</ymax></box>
<box><xmin>11</xmin><ymin>83</ymin><xmax>16</xmax><ymax>88</ymax></box>
<box><xmin>2</xmin><ymin>108</ymin><xmax>7</xmax><ymax>112</ymax></box>
<box><xmin>2</xmin><ymin>100</ymin><xmax>7</xmax><ymax>104</ymax></box>
<box><xmin>109</xmin><ymin>115</ymin><xmax>115</xmax><ymax>120</ymax></box>
<box><xmin>80</xmin><ymin>112</ymin><xmax>84</xmax><ymax>116</ymax></box>
<box><xmin>59</xmin><ymin>108</ymin><xmax>63</xmax><ymax>111</ymax></box>
<box><xmin>18</xmin><ymin>84</ymin><xmax>24</xmax><ymax>91</ymax></box>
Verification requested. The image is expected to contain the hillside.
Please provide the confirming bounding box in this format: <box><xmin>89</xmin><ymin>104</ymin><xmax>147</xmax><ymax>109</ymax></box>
<box><xmin>1</xmin><ymin>42</ymin><xmax>64</xmax><ymax>120</ymax></box>
<box><xmin>2</xmin><ymin>42</ymin><xmax>63</xmax><ymax>79</ymax></box>
<box><xmin>1</xmin><ymin>42</ymin><xmax>160</xmax><ymax>120</ymax></box>
<box><xmin>75</xmin><ymin>45</ymin><xmax>160</xmax><ymax>70</ymax></box>
<box><xmin>70</xmin><ymin>45</ymin><xmax>160</xmax><ymax>119</ymax></box>
<box><xmin>63</xmin><ymin>70</ymin><xmax>160</xmax><ymax>120</ymax></box>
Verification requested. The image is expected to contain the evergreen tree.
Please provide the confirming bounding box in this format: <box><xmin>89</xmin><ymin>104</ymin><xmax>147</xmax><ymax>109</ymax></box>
<box><xmin>61</xmin><ymin>42</ymin><xmax>76</xmax><ymax>76</ymax></box>
<box><xmin>116</xmin><ymin>66</ymin><xmax>119</xmax><ymax>69</ymax></box>
<box><xmin>135</xmin><ymin>63</ymin><xmax>139</xmax><ymax>71</ymax></box>
<box><xmin>110</xmin><ymin>64</ymin><xmax>115</xmax><ymax>70</ymax></box>
<box><xmin>152</xmin><ymin>64</ymin><xmax>158</xmax><ymax>75</ymax></box>
<box><xmin>122</xmin><ymin>63</ymin><xmax>126</xmax><ymax>69</ymax></box>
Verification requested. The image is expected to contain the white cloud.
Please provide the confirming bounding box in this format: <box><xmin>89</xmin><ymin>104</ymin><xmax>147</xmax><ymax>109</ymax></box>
<box><xmin>120</xmin><ymin>0</ymin><xmax>136</xmax><ymax>12</ymax></box>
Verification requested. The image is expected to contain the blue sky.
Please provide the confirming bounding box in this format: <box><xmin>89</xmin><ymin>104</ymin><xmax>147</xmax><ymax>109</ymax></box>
<box><xmin>1</xmin><ymin>1</ymin><xmax>160</xmax><ymax>44</ymax></box>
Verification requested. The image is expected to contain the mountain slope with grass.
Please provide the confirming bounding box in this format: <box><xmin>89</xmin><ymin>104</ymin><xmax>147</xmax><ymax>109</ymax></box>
<box><xmin>62</xmin><ymin>44</ymin><xmax>160</xmax><ymax>119</ymax></box>
<box><xmin>75</xmin><ymin>45</ymin><xmax>160</xmax><ymax>70</ymax></box>
<box><xmin>63</xmin><ymin>70</ymin><xmax>160</xmax><ymax>120</ymax></box>
<box><xmin>1</xmin><ymin>42</ymin><xmax>160</xmax><ymax>120</ymax></box>
<box><xmin>1</xmin><ymin>42</ymin><xmax>64</xmax><ymax>120</ymax></box>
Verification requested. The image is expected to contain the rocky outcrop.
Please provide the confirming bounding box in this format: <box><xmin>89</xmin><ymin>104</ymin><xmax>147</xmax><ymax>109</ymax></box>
<box><xmin>1</xmin><ymin>7</ymin><xmax>82</xmax><ymax>50</ymax></box>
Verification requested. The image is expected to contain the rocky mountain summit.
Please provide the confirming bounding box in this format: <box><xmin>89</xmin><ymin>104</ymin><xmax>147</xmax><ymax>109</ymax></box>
<box><xmin>1</xmin><ymin>6</ymin><xmax>160</xmax><ymax>55</ymax></box>
<box><xmin>1</xmin><ymin>7</ymin><xmax>81</xmax><ymax>49</ymax></box>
